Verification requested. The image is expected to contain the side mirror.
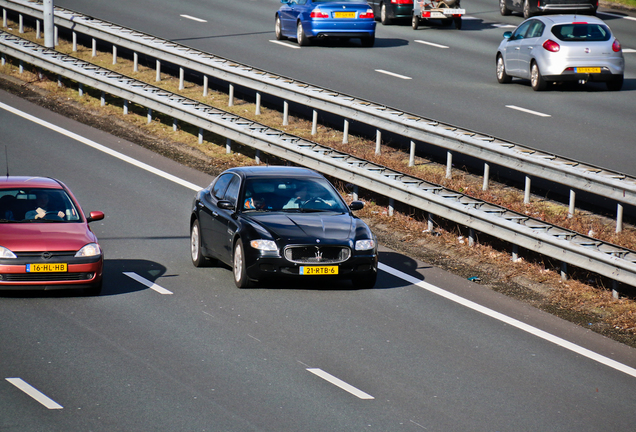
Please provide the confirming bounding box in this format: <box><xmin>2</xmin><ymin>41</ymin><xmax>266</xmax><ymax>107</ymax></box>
<box><xmin>349</xmin><ymin>201</ymin><xmax>364</xmax><ymax>211</ymax></box>
<box><xmin>503</xmin><ymin>31</ymin><xmax>512</xmax><ymax>39</ymax></box>
<box><xmin>218</xmin><ymin>200</ymin><xmax>236</xmax><ymax>211</ymax></box>
<box><xmin>87</xmin><ymin>211</ymin><xmax>104</xmax><ymax>222</ymax></box>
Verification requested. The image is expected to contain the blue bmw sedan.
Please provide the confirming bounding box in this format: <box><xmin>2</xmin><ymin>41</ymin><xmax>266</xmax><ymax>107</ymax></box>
<box><xmin>275</xmin><ymin>0</ymin><xmax>376</xmax><ymax>47</ymax></box>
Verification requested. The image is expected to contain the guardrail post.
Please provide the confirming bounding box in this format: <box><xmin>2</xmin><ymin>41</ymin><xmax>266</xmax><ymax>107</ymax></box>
<box><xmin>524</xmin><ymin>176</ymin><xmax>531</xmax><ymax>204</ymax></box>
<box><xmin>312</xmin><ymin>110</ymin><xmax>318</xmax><ymax>135</ymax></box>
<box><xmin>428</xmin><ymin>213</ymin><xmax>434</xmax><ymax>232</ymax></box>
<box><xmin>203</xmin><ymin>76</ymin><xmax>208</xmax><ymax>97</ymax></box>
<box><xmin>72</xmin><ymin>32</ymin><xmax>77</xmax><ymax>52</ymax></box>
<box><xmin>123</xmin><ymin>100</ymin><xmax>128</xmax><ymax>115</ymax></box>
<box><xmin>483</xmin><ymin>163</ymin><xmax>490</xmax><ymax>191</ymax></box>
<box><xmin>0</xmin><ymin>53</ymin><xmax>4</xmax><ymax>66</ymax></box>
<box><xmin>283</xmin><ymin>101</ymin><xmax>289</xmax><ymax>126</ymax></box>
<box><xmin>255</xmin><ymin>92</ymin><xmax>261</xmax><ymax>115</ymax></box>
<box><xmin>226</xmin><ymin>138</ymin><xmax>232</xmax><ymax>154</ymax></box>
<box><xmin>2</xmin><ymin>9</ymin><xmax>6</xmax><ymax>28</ymax></box>
<box><xmin>54</xmin><ymin>26</ymin><xmax>58</xmax><ymax>46</ymax></box>
<box><xmin>568</xmin><ymin>190</ymin><xmax>575</xmax><ymax>218</ymax></box>
<box><xmin>18</xmin><ymin>14</ymin><xmax>22</xmax><ymax>33</ymax></box>
<box><xmin>173</xmin><ymin>118</ymin><xmax>178</xmax><ymax>131</ymax></box>
<box><xmin>388</xmin><ymin>198</ymin><xmax>394</xmax><ymax>217</ymax></box>
<box><xmin>133</xmin><ymin>53</ymin><xmax>138</xmax><ymax>72</ymax></box>
<box><xmin>352</xmin><ymin>185</ymin><xmax>358</xmax><ymax>201</ymax></box>
<box><xmin>198</xmin><ymin>128</ymin><xmax>203</xmax><ymax>144</ymax></box>
<box><xmin>18</xmin><ymin>59</ymin><xmax>23</xmax><ymax>74</ymax></box>
<box><xmin>179</xmin><ymin>67</ymin><xmax>184</xmax><ymax>90</ymax></box>
<box><xmin>342</xmin><ymin>119</ymin><xmax>349</xmax><ymax>144</ymax></box>
<box><xmin>57</xmin><ymin>74</ymin><xmax>62</xmax><ymax>87</ymax></box>
<box><xmin>446</xmin><ymin>151</ymin><xmax>452</xmax><ymax>179</ymax></box>
<box><xmin>147</xmin><ymin>108</ymin><xmax>152</xmax><ymax>124</ymax></box>
<box><xmin>156</xmin><ymin>60</ymin><xmax>161</xmax><ymax>82</ymax></box>
<box><xmin>92</xmin><ymin>38</ymin><xmax>96</xmax><ymax>57</ymax></box>
<box><xmin>612</xmin><ymin>281</ymin><xmax>619</xmax><ymax>299</ymax></box>
<box><xmin>78</xmin><ymin>83</ymin><xmax>83</xmax><ymax>97</ymax></box>
<box><xmin>616</xmin><ymin>203</ymin><xmax>623</xmax><ymax>233</ymax></box>
<box><xmin>409</xmin><ymin>141</ymin><xmax>415</xmax><ymax>167</ymax></box>
<box><xmin>468</xmin><ymin>228</ymin><xmax>475</xmax><ymax>247</ymax></box>
<box><xmin>560</xmin><ymin>262</ymin><xmax>568</xmax><ymax>281</ymax></box>
<box><xmin>512</xmin><ymin>244</ymin><xmax>519</xmax><ymax>262</ymax></box>
<box><xmin>36</xmin><ymin>20</ymin><xmax>40</xmax><ymax>39</ymax></box>
<box><xmin>228</xmin><ymin>84</ymin><xmax>234</xmax><ymax>106</ymax></box>
<box><xmin>112</xmin><ymin>45</ymin><xmax>117</xmax><ymax>65</ymax></box>
<box><xmin>255</xmin><ymin>150</ymin><xmax>261</xmax><ymax>165</ymax></box>
<box><xmin>375</xmin><ymin>130</ymin><xmax>381</xmax><ymax>155</ymax></box>
<box><xmin>100</xmin><ymin>91</ymin><xmax>105</xmax><ymax>106</ymax></box>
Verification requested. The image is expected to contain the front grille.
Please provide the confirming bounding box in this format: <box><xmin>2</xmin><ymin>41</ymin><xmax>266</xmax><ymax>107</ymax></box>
<box><xmin>14</xmin><ymin>251</ymin><xmax>76</xmax><ymax>259</ymax></box>
<box><xmin>0</xmin><ymin>273</ymin><xmax>93</xmax><ymax>282</ymax></box>
<box><xmin>284</xmin><ymin>245</ymin><xmax>350</xmax><ymax>264</ymax></box>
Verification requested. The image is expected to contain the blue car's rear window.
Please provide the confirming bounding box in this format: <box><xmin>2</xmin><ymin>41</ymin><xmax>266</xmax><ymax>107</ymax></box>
<box><xmin>551</xmin><ymin>24</ymin><xmax>611</xmax><ymax>42</ymax></box>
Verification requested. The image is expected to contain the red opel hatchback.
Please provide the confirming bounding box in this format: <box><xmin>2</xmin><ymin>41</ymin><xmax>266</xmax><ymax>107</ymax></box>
<box><xmin>0</xmin><ymin>177</ymin><xmax>105</xmax><ymax>295</ymax></box>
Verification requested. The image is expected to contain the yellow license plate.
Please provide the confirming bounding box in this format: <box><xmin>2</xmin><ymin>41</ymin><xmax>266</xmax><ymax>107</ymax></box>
<box><xmin>26</xmin><ymin>263</ymin><xmax>68</xmax><ymax>272</ymax></box>
<box><xmin>575</xmin><ymin>67</ymin><xmax>601</xmax><ymax>74</ymax></box>
<box><xmin>300</xmin><ymin>266</ymin><xmax>338</xmax><ymax>275</ymax></box>
<box><xmin>334</xmin><ymin>12</ymin><xmax>356</xmax><ymax>18</ymax></box>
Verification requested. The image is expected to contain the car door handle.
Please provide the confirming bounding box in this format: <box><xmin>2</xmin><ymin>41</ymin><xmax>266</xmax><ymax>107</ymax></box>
<box><xmin>197</xmin><ymin>202</ymin><xmax>205</xmax><ymax>208</ymax></box>
<box><xmin>212</xmin><ymin>211</ymin><xmax>219</xmax><ymax>217</ymax></box>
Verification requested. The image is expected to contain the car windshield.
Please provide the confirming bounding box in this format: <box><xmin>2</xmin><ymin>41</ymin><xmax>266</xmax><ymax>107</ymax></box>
<box><xmin>242</xmin><ymin>177</ymin><xmax>348</xmax><ymax>213</ymax></box>
<box><xmin>551</xmin><ymin>23</ymin><xmax>611</xmax><ymax>42</ymax></box>
<box><xmin>0</xmin><ymin>188</ymin><xmax>82</xmax><ymax>223</ymax></box>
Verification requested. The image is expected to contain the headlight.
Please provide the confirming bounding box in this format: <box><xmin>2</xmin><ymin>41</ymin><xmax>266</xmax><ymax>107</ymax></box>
<box><xmin>250</xmin><ymin>239</ymin><xmax>278</xmax><ymax>252</ymax></box>
<box><xmin>355</xmin><ymin>239</ymin><xmax>375</xmax><ymax>251</ymax></box>
<box><xmin>75</xmin><ymin>243</ymin><xmax>101</xmax><ymax>257</ymax></box>
<box><xmin>0</xmin><ymin>246</ymin><xmax>17</xmax><ymax>259</ymax></box>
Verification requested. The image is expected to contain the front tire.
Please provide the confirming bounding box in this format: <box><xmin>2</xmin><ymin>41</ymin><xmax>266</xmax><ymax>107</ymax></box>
<box><xmin>500</xmin><ymin>0</ymin><xmax>512</xmax><ymax>15</ymax></box>
<box><xmin>412</xmin><ymin>14</ymin><xmax>419</xmax><ymax>30</ymax></box>
<box><xmin>191</xmin><ymin>219</ymin><xmax>210</xmax><ymax>267</ymax></box>
<box><xmin>530</xmin><ymin>61</ymin><xmax>546</xmax><ymax>91</ymax></box>
<box><xmin>496</xmin><ymin>54</ymin><xmax>512</xmax><ymax>83</ymax></box>
<box><xmin>233</xmin><ymin>241</ymin><xmax>253</xmax><ymax>288</ymax></box>
<box><xmin>296</xmin><ymin>21</ymin><xmax>310</xmax><ymax>46</ymax></box>
<box><xmin>275</xmin><ymin>15</ymin><xmax>286</xmax><ymax>41</ymax></box>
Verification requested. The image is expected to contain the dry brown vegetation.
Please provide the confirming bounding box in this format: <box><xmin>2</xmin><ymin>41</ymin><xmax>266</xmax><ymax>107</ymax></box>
<box><xmin>2</xmin><ymin>22</ymin><xmax>635</xmax><ymax>345</ymax></box>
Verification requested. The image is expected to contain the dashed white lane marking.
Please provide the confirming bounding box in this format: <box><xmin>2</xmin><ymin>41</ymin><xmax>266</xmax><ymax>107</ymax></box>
<box><xmin>379</xmin><ymin>263</ymin><xmax>636</xmax><ymax>379</ymax></box>
<box><xmin>375</xmin><ymin>69</ymin><xmax>412</xmax><ymax>80</ymax></box>
<box><xmin>623</xmin><ymin>48</ymin><xmax>636</xmax><ymax>53</ymax></box>
<box><xmin>6</xmin><ymin>378</ymin><xmax>63</xmax><ymax>409</ymax></box>
<box><xmin>180</xmin><ymin>14</ymin><xmax>207</xmax><ymax>23</ymax></box>
<box><xmin>269</xmin><ymin>40</ymin><xmax>301</xmax><ymax>49</ymax></box>
<box><xmin>307</xmin><ymin>368</ymin><xmax>374</xmax><ymax>399</ymax></box>
<box><xmin>506</xmin><ymin>105</ymin><xmax>551</xmax><ymax>117</ymax></box>
<box><xmin>415</xmin><ymin>40</ymin><xmax>449</xmax><ymax>49</ymax></box>
<box><xmin>124</xmin><ymin>272</ymin><xmax>173</xmax><ymax>295</ymax></box>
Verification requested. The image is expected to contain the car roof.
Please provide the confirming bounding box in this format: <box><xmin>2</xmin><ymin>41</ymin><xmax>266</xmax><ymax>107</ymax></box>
<box><xmin>537</xmin><ymin>14</ymin><xmax>607</xmax><ymax>25</ymax></box>
<box><xmin>226</xmin><ymin>166</ymin><xmax>324</xmax><ymax>179</ymax></box>
<box><xmin>0</xmin><ymin>176</ymin><xmax>64</xmax><ymax>189</ymax></box>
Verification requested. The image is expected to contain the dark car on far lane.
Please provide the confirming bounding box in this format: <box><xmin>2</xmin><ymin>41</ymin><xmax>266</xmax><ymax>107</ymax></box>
<box><xmin>190</xmin><ymin>166</ymin><xmax>378</xmax><ymax>289</ymax></box>
<box><xmin>500</xmin><ymin>0</ymin><xmax>597</xmax><ymax>18</ymax></box>
<box><xmin>368</xmin><ymin>0</ymin><xmax>414</xmax><ymax>25</ymax></box>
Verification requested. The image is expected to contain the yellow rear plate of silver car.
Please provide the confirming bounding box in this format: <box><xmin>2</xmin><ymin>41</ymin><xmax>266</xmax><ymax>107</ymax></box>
<box><xmin>575</xmin><ymin>67</ymin><xmax>601</xmax><ymax>73</ymax></box>
<box><xmin>334</xmin><ymin>12</ymin><xmax>356</xmax><ymax>18</ymax></box>
<box><xmin>300</xmin><ymin>266</ymin><xmax>338</xmax><ymax>275</ymax></box>
<box><xmin>26</xmin><ymin>263</ymin><xmax>68</xmax><ymax>272</ymax></box>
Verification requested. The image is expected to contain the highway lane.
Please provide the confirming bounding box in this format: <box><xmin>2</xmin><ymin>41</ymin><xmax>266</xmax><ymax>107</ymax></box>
<box><xmin>51</xmin><ymin>0</ymin><xmax>636</xmax><ymax>177</ymax></box>
<box><xmin>1</xmin><ymin>90</ymin><xmax>636</xmax><ymax>431</ymax></box>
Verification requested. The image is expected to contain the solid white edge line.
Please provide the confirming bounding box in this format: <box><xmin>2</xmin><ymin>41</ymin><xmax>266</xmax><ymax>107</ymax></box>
<box><xmin>0</xmin><ymin>102</ymin><xmax>203</xmax><ymax>192</ymax></box>
<box><xmin>123</xmin><ymin>272</ymin><xmax>173</xmax><ymax>295</ymax></box>
<box><xmin>505</xmin><ymin>105</ymin><xmax>551</xmax><ymax>117</ymax></box>
<box><xmin>623</xmin><ymin>48</ymin><xmax>636</xmax><ymax>53</ymax></box>
<box><xmin>269</xmin><ymin>40</ymin><xmax>301</xmax><ymax>49</ymax></box>
<box><xmin>6</xmin><ymin>378</ymin><xmax>63</xmax><ymax>409</ymax></box>
<box><xmin>598</xmin><ymin>11</ymin><xmax>636</xmax><ymax>21</ymax></box>
<box><xmin>414</xmin><ymin>40</ymin><xmax>449</xmax><ymax>49</ymax></box>
<box><xmin>379</xmin><ymin>263</ymin><xmax>636</xmax><ymax>379</ymax></box>
<box><xmin>375</xmin><ymin>69</ymin><xmax>412</xmax><ymax>80</ymax></box>
<box><xmin>306</xmin><ymin>368</ymin><xmax>374</xmax><ymax>399</ymax></box>
<box><xmin>180</xmin><ymin>14</ymin><xmax>207</xmax><ymax>23</ymax></box>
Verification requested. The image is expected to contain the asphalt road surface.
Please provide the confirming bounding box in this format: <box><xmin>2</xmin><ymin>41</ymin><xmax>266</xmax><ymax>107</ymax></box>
<box><xmin>1</xmin><ymin>88</ymin><xmax>635</xmax><ymax>431</ymax></box>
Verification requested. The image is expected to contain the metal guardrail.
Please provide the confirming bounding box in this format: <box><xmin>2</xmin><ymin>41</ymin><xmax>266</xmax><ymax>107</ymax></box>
<box><xmin>1</xmin><ymin>31</ymin><xmax>636</xmax><ymax>288</ymax></box>
<box><xmin>1</xmin><ymin>0</ymin><xmax>636</xmax><ymax>216</ymax></box>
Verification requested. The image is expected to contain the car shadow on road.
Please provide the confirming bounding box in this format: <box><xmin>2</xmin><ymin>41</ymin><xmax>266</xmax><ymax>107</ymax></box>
<box><xmin>503</xmin><ymin>77</ymin><xmax>635</xmax><ymax>92</ymax></box>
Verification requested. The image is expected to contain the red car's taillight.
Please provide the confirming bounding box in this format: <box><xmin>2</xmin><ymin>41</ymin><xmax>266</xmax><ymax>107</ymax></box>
<box><xmin>542</xmin><ymin>39</ymin><xmax>560</xmax><ymax>52</ymax></box>
<box><xmin>310</xmin><ymin>9</ymin><xmax>329</xmax><ymax>18</ymax></box>
<box><xmin>612</xmin><ymin>38</ymin><xmax>622</xmax><ymax>52</ymax></box>
<box><xmin>360</xmin><ymin>9</ymin><xmax>374</xmax><ymax>19</ymax></box>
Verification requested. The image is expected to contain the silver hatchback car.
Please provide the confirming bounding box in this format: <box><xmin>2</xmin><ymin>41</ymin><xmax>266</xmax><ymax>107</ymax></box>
<box><xmin>496</xmin><ymin>15</ymin><xmax>624</xmax><ymax>91</ymax></box>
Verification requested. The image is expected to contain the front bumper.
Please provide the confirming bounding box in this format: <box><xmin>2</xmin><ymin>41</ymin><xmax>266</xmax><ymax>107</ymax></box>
<box><xmin>0</xmin><ymin>255</ymin><xmax>103</xmax><ymax>290</ymax></box>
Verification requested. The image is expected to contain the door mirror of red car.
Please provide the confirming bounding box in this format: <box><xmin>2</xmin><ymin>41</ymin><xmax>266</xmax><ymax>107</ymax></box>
<box><xmin>87</xmin><ymin>211</ymin><xmax>105</xmax><ymax>222</ymax></box>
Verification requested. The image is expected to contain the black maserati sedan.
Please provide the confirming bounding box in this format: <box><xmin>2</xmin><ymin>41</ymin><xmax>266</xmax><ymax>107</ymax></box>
<box><xmin>189</xmin><ymin>166</ymin><xmax>378</xmax><ymax>288</ymax></box>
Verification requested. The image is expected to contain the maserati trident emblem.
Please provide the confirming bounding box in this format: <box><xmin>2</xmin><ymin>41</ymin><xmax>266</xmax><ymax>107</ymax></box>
<box><xmin>315</xmin><ymin>250</ymin><xmax>323</xmax><ymax>262</ymax></box>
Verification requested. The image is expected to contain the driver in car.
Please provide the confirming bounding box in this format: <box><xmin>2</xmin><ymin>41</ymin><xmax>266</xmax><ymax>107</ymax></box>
<box><xmin>25</xmin><ymin>191</ymin><xmax>65</xmax><ymax>220</ymax></box>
